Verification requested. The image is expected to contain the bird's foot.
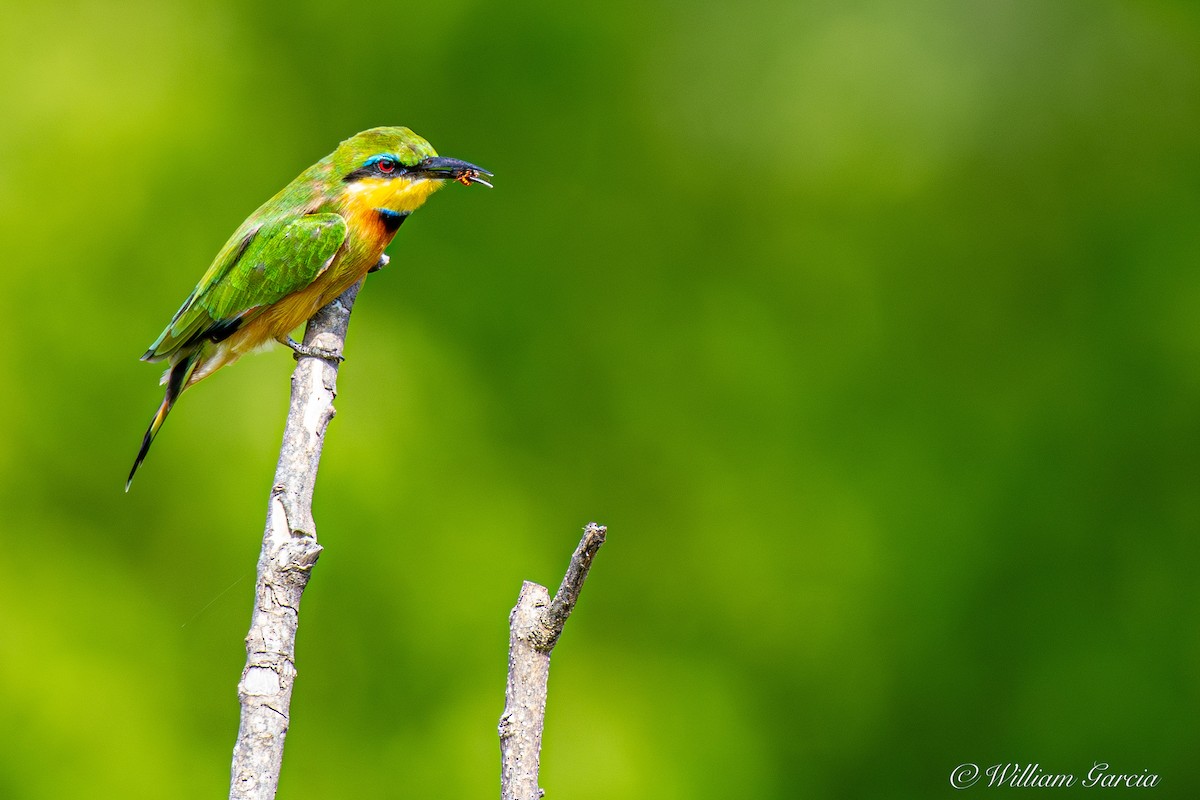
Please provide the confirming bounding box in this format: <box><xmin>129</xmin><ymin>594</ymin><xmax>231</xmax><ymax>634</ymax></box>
<box><xmin>367</xmin><ymin>254</ymin><xmax>390</xmax><ymax>273</ymax></box>
<box><xmin>283</xmin><ymin>336</ymin><xmax>345</xmax><ymax>363</ymax></box>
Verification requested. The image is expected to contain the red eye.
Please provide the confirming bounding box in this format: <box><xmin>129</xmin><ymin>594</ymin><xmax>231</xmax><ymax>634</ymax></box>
<box><xmin>377</xmin><ymin>158</ymin><xmax>396</xmax><ymax>174</ymax></box>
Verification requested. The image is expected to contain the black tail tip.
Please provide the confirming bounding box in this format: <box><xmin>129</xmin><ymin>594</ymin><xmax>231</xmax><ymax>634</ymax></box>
<box><xmin>126</xmin><ymin>427</ymin><xmax>155</xmax><ymax>493</ymax></box>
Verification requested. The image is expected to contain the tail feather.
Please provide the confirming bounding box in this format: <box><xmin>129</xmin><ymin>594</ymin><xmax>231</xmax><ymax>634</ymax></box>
<box><xmin>126</xmin><ymin>353</ymin><xmax>199</xmax><ymax>491</ymax></box>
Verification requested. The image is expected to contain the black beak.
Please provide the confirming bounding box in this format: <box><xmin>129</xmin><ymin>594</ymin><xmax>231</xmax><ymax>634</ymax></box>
<box><xmin>412</xmin><ymin>156</ymin><xmax>493</xmax><ymax>187</ymax></box>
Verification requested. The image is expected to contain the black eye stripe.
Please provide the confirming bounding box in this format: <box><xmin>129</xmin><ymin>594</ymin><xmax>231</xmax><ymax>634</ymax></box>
<box><xmin>342</xmin><ymin>154</ymin><xmax>406</xmax><ymax>183</ymax></box>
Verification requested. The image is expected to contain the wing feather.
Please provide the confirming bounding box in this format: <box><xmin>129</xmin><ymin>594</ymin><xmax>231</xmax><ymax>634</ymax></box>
<box><xmin>143</xmin><ymin>213</ymin><xmax>347</xmax><ymax>361</ymax></box>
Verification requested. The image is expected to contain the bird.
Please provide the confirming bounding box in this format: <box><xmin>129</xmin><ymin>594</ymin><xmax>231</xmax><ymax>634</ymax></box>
<box><xmin>127</xmin><ymin>126</ymin><xmax>491</xmax><ymax>491</ymax></box>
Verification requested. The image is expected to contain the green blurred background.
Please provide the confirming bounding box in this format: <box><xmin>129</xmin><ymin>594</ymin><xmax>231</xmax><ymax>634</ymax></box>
<box><xmin>1</xmin><ymin>0</ymin><xmax>1198</xmax><ymax>797</ymax></box>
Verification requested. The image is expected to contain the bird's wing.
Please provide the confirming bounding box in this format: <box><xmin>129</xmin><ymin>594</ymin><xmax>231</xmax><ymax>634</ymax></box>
<box><xmin>143</xmin><ymin>213</ymin><xmax>348</xmax><ymax>361</ymax></box>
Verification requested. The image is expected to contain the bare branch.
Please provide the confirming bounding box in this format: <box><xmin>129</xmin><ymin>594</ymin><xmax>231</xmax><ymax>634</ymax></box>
<box><xmin>229</xmin><ymin>282</ymin><xmax>361</xmax><ymax>800</ymax></box>
<box><xmin>499</xmin><ymin>522</ymin><xmax>607</xmax><ymax>800</ymax></box>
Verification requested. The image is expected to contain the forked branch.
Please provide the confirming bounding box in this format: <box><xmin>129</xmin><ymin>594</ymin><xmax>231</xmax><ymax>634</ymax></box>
<box><xmin>499</xmin><ymin>522</ymin><xmax>608</xmax><ymax>800</ymax></box>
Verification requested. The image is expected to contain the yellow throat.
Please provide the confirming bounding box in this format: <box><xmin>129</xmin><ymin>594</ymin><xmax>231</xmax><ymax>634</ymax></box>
<box><xmin>342</xmin><ymin>175</ymin><xmax>444</xmax><ymax>217</ymax></box>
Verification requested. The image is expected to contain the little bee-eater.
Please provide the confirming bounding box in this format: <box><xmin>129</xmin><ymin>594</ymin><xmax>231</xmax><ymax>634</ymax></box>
<box><xmin>127</xmin><ymin>126</ymin><xmax>491</xmax><ymax>490</ymax></box>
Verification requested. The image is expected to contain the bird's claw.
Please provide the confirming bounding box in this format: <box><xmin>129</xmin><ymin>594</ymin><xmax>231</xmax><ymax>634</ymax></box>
<box><xmin>368</xmin><ymin>254</ymin><xmax>390</xmax><ymax>273</ymax></box>
<box><xmin>284</xmin><ymin>337</ymin><xmax>345</xmax><ymax>363</ymax></box>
